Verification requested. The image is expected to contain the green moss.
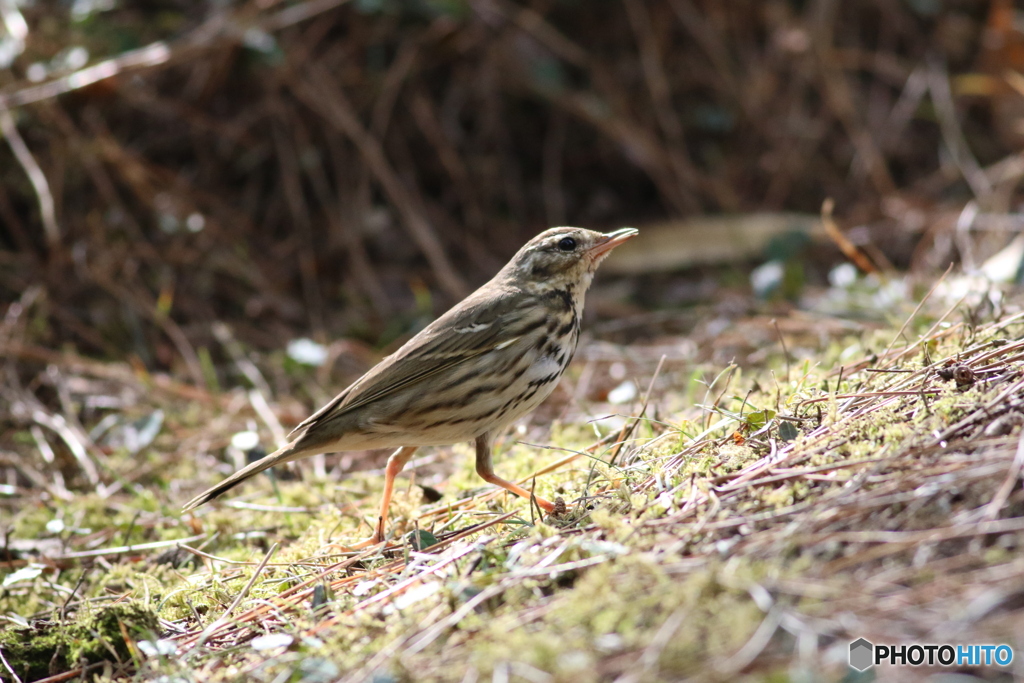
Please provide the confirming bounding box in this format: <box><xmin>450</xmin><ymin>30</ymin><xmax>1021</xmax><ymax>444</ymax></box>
<box><xmin>3</xmin><ymin>290</ymin><xmax>1020</xmax><ymax>682</ymax></box>
<box><xmin>0</xmin><ymin>602</ymin><xmax>158</xmax><ymax>681</ymax></box>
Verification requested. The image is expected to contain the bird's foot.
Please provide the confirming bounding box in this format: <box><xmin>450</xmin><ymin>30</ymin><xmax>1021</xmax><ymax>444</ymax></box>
<box><xmin>316</xmin><ymin>513</ymin><xmax>396</xmax><ymax>556</ymax></box>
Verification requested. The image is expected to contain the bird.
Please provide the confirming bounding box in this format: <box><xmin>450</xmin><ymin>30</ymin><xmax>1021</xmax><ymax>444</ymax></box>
<box><xmin>183</xmin><ymin>226</ymin><xmax>638</xmax><ymax>546</ymax></box>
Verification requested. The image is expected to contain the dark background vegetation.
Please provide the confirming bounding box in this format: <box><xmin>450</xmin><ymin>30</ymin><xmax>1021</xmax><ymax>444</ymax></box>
<box><xmin>1</xmin><ymin>0</ymin><xmax>1021</xmax><ymax>374</ymax></box>
<box><xmin>6</xmin><ymin>3</ymin><xmax>1024</xmax><ymax>680</ymax></box>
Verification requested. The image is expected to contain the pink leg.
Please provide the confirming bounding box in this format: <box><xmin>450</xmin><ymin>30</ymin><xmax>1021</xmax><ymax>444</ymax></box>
<box><xmin>475</xmin><ymin>434</ymin><xmax>555</xmax><ymax>512</ymax></box>
<box><xmin>372</xmin><ymin>446</ymin><xmax>418</xmax><ymax>542</ymax></box>
<box><xmin>325</xmin><ymin>445</ymin><xmax>418</xmax><ymax>552</ymax></box>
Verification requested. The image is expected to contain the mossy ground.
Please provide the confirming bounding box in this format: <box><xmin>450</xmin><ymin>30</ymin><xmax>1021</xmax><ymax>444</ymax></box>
<box><xmin>0</xmin><ymin>602</ymin><xmax>159</xmax><ymax>681</ymax></box>
<box><xmin>3</xmin><ymin>292</ymin><xmax>1024</xmax><ymax>682</ymax></box>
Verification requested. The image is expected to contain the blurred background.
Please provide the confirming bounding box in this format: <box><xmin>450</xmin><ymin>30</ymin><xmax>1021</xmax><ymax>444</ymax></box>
<box><xmin>9</xmin><ymin>4</ymin><xmax>1024</xmax><ymax>678</ymax></box>
<box><xmin>1</xmin><ymin>0</ymin><xmax>1023</xmax><ymax>380</ymax></box>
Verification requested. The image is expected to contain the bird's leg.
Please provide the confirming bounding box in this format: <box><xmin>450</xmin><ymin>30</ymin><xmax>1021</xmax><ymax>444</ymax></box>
<box><xmin>475</xmin><ymin>434</ymin><xmax>556</xmax><ymax>513</ymax></box>
<box><xmin>372</xmin><ymin>445</ymin><xmax>419</xmax><ymax>542</ymax></box>
<box><xmin>323</xmin><ymin>445</ymin><xmax>418</xmax><ymax>553</ymax></box>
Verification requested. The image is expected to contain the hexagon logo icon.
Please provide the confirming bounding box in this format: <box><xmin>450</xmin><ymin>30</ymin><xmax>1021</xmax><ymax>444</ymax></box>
<box><xmin>849</xmin><ymin>638</ymin><xmax>874</xmax><ymax>671</ymax></box>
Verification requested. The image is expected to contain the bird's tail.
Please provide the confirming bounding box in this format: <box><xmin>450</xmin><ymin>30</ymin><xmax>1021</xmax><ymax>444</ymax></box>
<box><xmin>181</xmin><ymin>442</ymin><xmax>308</xmax><ymax>512</ymax></box>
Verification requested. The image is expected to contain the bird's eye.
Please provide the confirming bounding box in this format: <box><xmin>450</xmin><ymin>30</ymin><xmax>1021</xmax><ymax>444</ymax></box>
<box><xmin>557</xmin><ymin>237</ymin><xmax>576</xmax><ymax>252</ymax></box>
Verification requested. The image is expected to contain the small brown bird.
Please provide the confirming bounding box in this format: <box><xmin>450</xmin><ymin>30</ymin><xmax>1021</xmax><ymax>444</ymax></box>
<box><xmin>183</xmin><ymin>226</ymin><xmax>637</xmax><ymax>544</ymax></box>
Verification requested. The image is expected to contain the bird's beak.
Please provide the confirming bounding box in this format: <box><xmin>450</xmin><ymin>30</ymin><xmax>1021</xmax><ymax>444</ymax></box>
<box><xmin>588</xmin><ymin>227</ymin><xmax>639</xmax><ymax>259</ymax></box>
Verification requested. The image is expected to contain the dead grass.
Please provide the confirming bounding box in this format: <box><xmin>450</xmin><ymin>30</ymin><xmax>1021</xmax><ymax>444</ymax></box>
<box><xmin>3</xmin><ymin>282</ymin><xmax>1024</xmax><ymax>681</ymax></box>
<box><xmin>3</xmin><ymin>2</ymin><xmax>1024</xmax><ymax>680</ymax></box>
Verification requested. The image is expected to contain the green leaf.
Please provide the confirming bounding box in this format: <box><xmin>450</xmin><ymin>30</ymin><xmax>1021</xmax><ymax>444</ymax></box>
<box><xmin>406</xmin><ymin>529</ymin><xmax>438</xmax><ymax>551</ymax></box>
<box><xmin>744</xmin><ymin>408</ymin><xmax>776</xmax><ymax>430</ymax></box>
<box><xmin>778</xmin><ymin>421</ymin><xmax>799</xmax><ymax>442</ymax></box>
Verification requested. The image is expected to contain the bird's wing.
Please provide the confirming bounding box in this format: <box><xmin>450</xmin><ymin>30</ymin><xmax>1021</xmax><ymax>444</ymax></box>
<box><xmin>290</xmin><ymin>286</ymin><xmax>543</xmax><ymax>436</ymax></box>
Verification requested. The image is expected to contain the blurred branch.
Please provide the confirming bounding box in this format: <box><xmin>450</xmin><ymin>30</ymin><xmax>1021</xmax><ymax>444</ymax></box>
<box><xmin>271</xmin><ymin>103</ymin><xmax>327</xmax><ymax>340</ymax></box>
<box><xmin>928</xmin><ymin>57</ymin><xmax>993</xmax><ymax>202</ymax></box>
<box><xmin>0</xmin><ymin>0</ymin><xmax>28</xmax><ymax>63</ymax></box>
<box><xmin>810</xmin><ymin>0</ymin><xmax>895</xmax><ymax>197</ymax></box>
<box><xmin>668</xmin><ymin>0</ymin><xmax>740</xmax><ymax>103</ymax></box>
<box><xmin>292</xmin><ymin>62</ymin><xmax>469</xmax><ymax>300</ymax></box>
<box><xmin>0</xmin><ymin>108</ymin><xmax>59</xmax><ymax>246</ymax></box>
<box><xmin>486</xmin><ymin>0</ymin><xmax>724</xmax><ymax>212</ymax></box>
<box><xmin>880</xmin><ymin>64</ymin><xmax>929</xmax><ymax>150</ymax></box>
<box><xmin>821</xmin><ymin>198</ymin><xmax>884</xmax><ymax>273</ymax></box>
<box><xmin>410</xmin><ymin>89</ymin><xmax>485</xmax><ymax>231</ymax></box>
<box><xmin>0</xmin><ymin>0</ymin><xmax>352</xmax><ymax>110</ymax></box>
<box><xmin>0</xmin><ymin>41</ymin><xmax>173</xmax><ymax>109</ymax></box>
<box><xmin>485</xmin><ymin>0</ymin><xmax>590</xmax><ymax>68</ymax></box>
<box><xmin>623</xmin><ymin>0</ymin><xmax>699</xmax><ymax>197</ymax></box>
<box><xmin>261</xmin><ymin>0</ymin><xmax>353</xmax><ymax>32</ymax></box>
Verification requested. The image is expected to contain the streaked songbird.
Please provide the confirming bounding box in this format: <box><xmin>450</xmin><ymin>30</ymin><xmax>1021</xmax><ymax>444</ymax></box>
<box><xmin>183</xmin><ymin>227</ymin><xmax>638</xmax><ymax>545</ymax></box>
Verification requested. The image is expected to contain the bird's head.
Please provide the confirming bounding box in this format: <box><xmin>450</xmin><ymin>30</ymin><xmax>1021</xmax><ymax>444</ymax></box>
<box><xmin>504</xmin><ymin>227</ymin><xmax>638</xmax><ymax>293</ymax></box>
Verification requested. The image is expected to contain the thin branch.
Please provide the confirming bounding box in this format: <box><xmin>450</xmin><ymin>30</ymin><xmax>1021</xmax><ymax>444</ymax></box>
<box><xmin>0</xmin><ymin>108</ymin><xmax>59</xmax><ymax>246</ymax></box>
<box><xmin>291</xmin><ymin>64</ymin><xmax>469</xmax><ymax>299</ymax></box>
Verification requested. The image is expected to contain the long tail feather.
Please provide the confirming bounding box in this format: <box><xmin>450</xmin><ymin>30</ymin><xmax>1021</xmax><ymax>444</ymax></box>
<box><xmin>181</xmin><ymin>443</ymin><xmax>307</xmax><ymax>512</ymax></box>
